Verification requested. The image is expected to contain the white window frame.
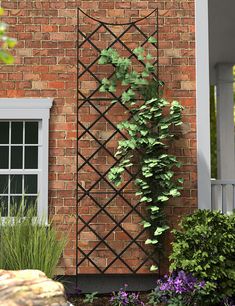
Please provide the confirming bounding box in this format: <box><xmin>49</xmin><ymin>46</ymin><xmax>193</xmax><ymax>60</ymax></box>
<box><xmin>0</xmin><ymin>98</ymin><xmax>53</xmax><ymax>221</ymax></box>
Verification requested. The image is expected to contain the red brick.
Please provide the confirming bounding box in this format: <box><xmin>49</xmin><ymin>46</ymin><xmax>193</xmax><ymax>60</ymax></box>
<box><xmin>1</xmin><ymin>0</ymin><xmax>197</xmax><ymax>277</ymax></box>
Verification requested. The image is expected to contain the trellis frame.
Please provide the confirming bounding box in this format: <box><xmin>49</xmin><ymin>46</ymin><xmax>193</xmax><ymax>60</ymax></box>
<box><xmin>76</xmin><ymin>7</ymin><xmax>160</xmax><ymax>278</ymax></box>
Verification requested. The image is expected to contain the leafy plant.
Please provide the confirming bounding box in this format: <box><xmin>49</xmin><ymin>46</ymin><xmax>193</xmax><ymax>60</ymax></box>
<box><xmin>83</xmin><ymin>292</ymin><xmax>99</xmax><ymax>304</ymax></box>
<box><xmin>170</xmin><ymin>210</ymin><xmax>235</xmax><ymax>303</ymax></box>
<box><xmin>148</xmin><ymin>270</ymin><xmax>205</xmax><ymax>306</ymax></box>
<box><xmin>0</xmin><ymin>199</ymin><xmax>67</xmax><ymax>278</ymax></box>
<box><xmin>0</xmin><ymin>6</ymin><xmax>16</xmax><ymax>64</ymax></box>
<box><xmin>98</xmin><ymin>41</ymin><xmax>183</xmax><ymax>269</ymax></box>
<box><xmin>110</xmin><ymin>284</ymin><xmax>144</xmax><ymax>306</ymax></box>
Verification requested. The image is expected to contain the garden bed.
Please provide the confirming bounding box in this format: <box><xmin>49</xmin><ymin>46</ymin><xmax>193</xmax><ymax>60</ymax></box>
<box><xmin>69</xmin><ymin>293</ymin><xmax>150</xmax><ymax>306</ymax></box>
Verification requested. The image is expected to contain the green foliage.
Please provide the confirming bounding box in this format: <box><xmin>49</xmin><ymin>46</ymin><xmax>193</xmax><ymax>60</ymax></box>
<box><xmin>210</xmin><ymin>85</ymin><xmax>217</xmax><ymax>178</ymax></box>
<box><xmin>0</xmin><ymin>7</ymin><xmax>16</xmax><ymax>64</ymax></box>
<box><xmin>148</xmin><ymin>288</ymin><xmax>162</xmax><ymax>305</ymax></box>
<box><xmin>98</xmin><ymin>42</ymin><xmax>183</xmax><ymax>269</ymax></box>
<box><xmin>0</xmin><ymin>200</ymin><xmax>67</xmax><ymax>278</ymax></box>
<box><xmin>170</xmin><ymin>210</ymin><xmax>235</xmax><ymax>303</ymax></box>
<box><xmin>83</xmin><ymin>292</ymin><xmax>99</xmax><ymax>304</ymax></box>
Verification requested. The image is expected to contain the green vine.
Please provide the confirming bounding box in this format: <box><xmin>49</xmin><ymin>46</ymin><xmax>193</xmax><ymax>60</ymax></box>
<box><xmin>98</xmin><ymin>39</ymin><xmax>184</xmax><ymax>271</ymax></box>
<box><xmin>0</xmin><ymin>7</ymin><xmax>17</xmax><ymax>64</ymax></box>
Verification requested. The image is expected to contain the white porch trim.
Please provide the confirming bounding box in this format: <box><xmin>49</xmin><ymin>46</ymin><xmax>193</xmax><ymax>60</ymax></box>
<box><xmin>216</xmin><ymin>64</ymin><xmax>235</xmax><ymax>179</ymax></box>
<box><xmin>195</xmin><ymin>0</ymin><xmax>211</xmax><ymax>209</ymax></box>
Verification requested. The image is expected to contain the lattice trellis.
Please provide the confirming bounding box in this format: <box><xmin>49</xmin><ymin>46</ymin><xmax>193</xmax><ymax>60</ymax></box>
<box><xmin>76</xmin><ymin>8</ymin><xmax>160</xmax><ymax>275</ymax></box>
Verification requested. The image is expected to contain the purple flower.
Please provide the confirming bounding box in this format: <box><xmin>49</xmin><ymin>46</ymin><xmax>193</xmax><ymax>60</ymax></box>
<box><xmin>110</xmin><ymin>284</ymin><xmax>144</xmax><ymax>306</ymax></box>
<box><xmin>159</xmin><ymin>270</ymin><xmax>205</xmax><ymax>294</ymax></box>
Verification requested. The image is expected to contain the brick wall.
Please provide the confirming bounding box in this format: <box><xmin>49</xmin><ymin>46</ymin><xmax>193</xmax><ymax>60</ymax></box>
<box><xmin>1</xmin><ymin>0</ymin><xmax>196</xmax><ymax>275</ymax></box>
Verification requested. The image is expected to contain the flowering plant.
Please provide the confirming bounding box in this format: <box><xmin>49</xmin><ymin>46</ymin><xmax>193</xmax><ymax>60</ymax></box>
<box><xmin>110</xmin><ymin>284</ymin><xmax>144</xmax><ymax>306</ymax></box>
<box><xmin>148</xmin><ymin>271</ymin><xmax>205</xmax><ymax>306</ymax></box>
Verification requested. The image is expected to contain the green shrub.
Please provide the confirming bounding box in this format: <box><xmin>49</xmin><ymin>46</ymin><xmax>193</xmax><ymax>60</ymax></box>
<box><xmin>170</xmin><ymin>210</ymin><xmax>235</xmax><ymax>303</ymax></box>
<box><xmin>0</xmin><ymin>203</ymin><xmax>67</xmax><ymax>278</ymax></box>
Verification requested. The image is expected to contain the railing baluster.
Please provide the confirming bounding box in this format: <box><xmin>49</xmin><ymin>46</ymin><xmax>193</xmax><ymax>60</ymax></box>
<box><xmin>233</xmin><ymin>184</ymin><xmax>235</xmax><ymax>210</ymax></box>
<box><xmin>211</xmin><ymin>179</ymin><xmax>235</xmax><ymax>214</ymax></box>
<box><xmin>222</xmin><ymin>184</ymin><xmax>226</xmax><ymax>213</ymax></box>
<box><xmin>218</xmin><ymin>184</ymin><xmax>222</xmax><ymax>212</ymax></box>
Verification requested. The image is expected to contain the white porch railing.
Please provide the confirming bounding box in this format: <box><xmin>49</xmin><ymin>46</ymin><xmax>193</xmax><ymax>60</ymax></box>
<box><xmin>211</xmin><ymin>180</ymin><xmax>235</xmax><ymax>213</ymax></box>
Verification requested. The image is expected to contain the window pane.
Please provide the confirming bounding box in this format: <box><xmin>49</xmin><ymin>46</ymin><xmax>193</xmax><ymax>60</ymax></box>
<box><xmin>24</xmin><ymin>196</ymin><xmax>37</xmax><ymax>216</ymax></box>
<box><xmin>25</xmin><ymin>122</ymin><xmax>38</xmax><ymax>144</ymax></box>
<box><xmin>24</xmin><ymin>175</ymin><xmax>37</xmax><ymax>194</ymax></box>
<box><xmin>11</xmin><ymin>122</ymin><xmax>23</xmax><ymax>144</ymax></box>
<box><xmin>10</xmin><ymin>175</ymin><xmax>22</xmax><ymax>194</ymax></box>
<box><xmin>10</xmin><ymin>196</ymin><xmax>22</xmax><ymax>216</ymax></box>
<box><xmin>25</xmin><ymin>147</ymin><xmax>38</xmax><ymax>169</ymax></box>
<box><xmin>0</xmin><ymin>147</ymin><xmax>9</xmax><ymax>169</ymax></box>
<box><xmin>11</xmin><ymin>146</ymin><xmax>23</xmax><ymax>169</ymax></box>
<box><xmin>0</xmin><ymin>175</ymin><xmax>8</xmax><ymax>194</ymax></box>
<box><xmin>0</xmin><ymin>122</ymin><xmax>9</xmax><ymax>144</ymax></box>
<box><xmin>0</xmin><ymin>196</ymin><xmax>8</xmax><ymax>216</ymax></box>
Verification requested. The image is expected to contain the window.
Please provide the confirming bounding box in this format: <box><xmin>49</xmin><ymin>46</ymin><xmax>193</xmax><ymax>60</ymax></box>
<box><xmin>0</xmin><ymin>99</ymin><xmax>53</xmax><ymax>220</ymax></box>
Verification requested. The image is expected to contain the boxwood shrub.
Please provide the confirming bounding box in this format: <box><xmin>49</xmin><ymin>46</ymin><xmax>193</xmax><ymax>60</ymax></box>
<box><xmin>170</xmin><ymin>210</ymin><xmax>235</xmax><ymax>304</ymax></box>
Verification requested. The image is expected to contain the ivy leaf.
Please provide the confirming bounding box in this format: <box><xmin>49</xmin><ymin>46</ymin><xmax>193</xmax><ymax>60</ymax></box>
<box><xmin>0</xmin><ymin>7</ymin><xmax>4</xmax><ymax>16</ymax></box>
<box><xmin>138</xmin><ymin>54</ymin><xmax>145</xmax><ymax>61</ymax></box>
<box><xmin>145</xmin><ymin>62</ymin><xmax>155</xmax><ymax>72</ymax></box>
<box><xmin>145</xmin><ymin>239</ymin><xmax>158</xmax><ymax>245</ymax></box>
<box><xmin>157</xmin><ymin>195</ymin><xmax>169</xmax><ymax>202</ymax></box>
<box><xmin>150</xmin><ymin>206</ymin><xmax>160</xmax><ymax>213</ymax></box>
<box><xmin>145</xmin><ymin>239</ymin><xmax>152</xmax><ymax>245</ymax></box>
<box><xmin>101</xmin><ymin>78</ymin><xmax>110</xmax><ymax>85</ymax></box>
<box><xmin>98</xmin><ymin>56</ymin><xmax>108</xmax><ymax>65</ymax></box>
<box><xmin>6</xmin><ymin>37</ymin><xmax>17</xmax><ymax>49</ymax></box>
<box><xmin>150</xmin><ymin>265</ymin><xmax>158</xmax><ymax>272</ymax></box>
<box><xmin>146</xmin><ymin>53</ymin><xmax>153</xmax><ymax>61</ymax></box>
<box><xmin>133</xmin><ymin>47</ymin><xmax>144</xmax><ymax>55</ymax></box>
<box><xmin>99</xmin><ymin>85</ymin><xmax>106</xmax><ymax>93</ymax></box>
<box><xmin>142</xmin><ymin>70</ymin><xmax>150</xmax><ymax>78</ymax></box>
<box><xmin>0</xmin><ymin>22</ymin><xmax>7</xmax><ymax>34</ymax></box>
<box><xmin>154</xmin><ymin>226</ymin><xmax>169</xmax><ymax>236</ymax></box>
<box><xmin>108</xmin><ymin>85</ymin><xmax>116</xmax><ymax>92</ymax></box>
<box><xmin>0</xmin><ymin>50</ymin><xmax>14</xmax><ymax>64</ymax></box>
<box><xmin>148</xmin><ymin>36</ymin><xmax>157</xmax><ymax>44</ymax></box>
<box><xmin>140</xmin><ymin>130</ymin><xmax>148</xmax><ymax>136</ymax></box>
<box><xmin>142</xmin><ymin>221</ymin><xmax>151</xmax><ymax>228</ymax></box>
<box><xmin>169</xmin><ymin>189</ymin><xmax>181</xmax><ymax>197</ymax></box>
<box><xmin>140</xmin><ymin>196</ymin><xmax>152</xmax><ymax>203</ymax></box>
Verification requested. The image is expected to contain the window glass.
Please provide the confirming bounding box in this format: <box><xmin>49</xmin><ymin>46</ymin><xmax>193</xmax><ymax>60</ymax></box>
<box><xmin>0</xmin><ymin>196</ymin><xmax>8</xmax><ymax>216</ymax></box>
<box><xmin>10</xmin><ymin>175</ymin><xmax>22</xmax><ymax>194</ymax></box>
<box><xmin>24</xmin><ymin>196</ymin><xmax>37</xmax><ymax>216</ymax></box>
<box><xmin>25</xmin><ymin>122</ymin><xmax>38</xmax><ymax>144</ymax></box>
<box><xmin>0</xmin><ymin>175</ymin><xmax>8</xmax><ymax>194</ymax></box>
<box><xmin>11</xmin><ymin>146</ymin><xmax>23</xmax><ymax>169</ymax></box>
<box><xmin>0</xmin><ymin>147</ymin><xmax>9</xmax><ymax>169</ymax></box>
<box><xmin>25</xmin><ymin>147</ymin><xmax>38</xmax><ymax>169</ymax></box>
<box><xmin>10</xmin><ymin>196</ymin><xmax>22</xmax><ymax>216</ymax></box>
<box><xmin>11</xmin><ymin>122</ymin><xmax>23</xmax><ymax>144</ymax></box>
<box><xmin>0</xmin><ymin>122</ymin><xmax>9</xmax><ymax>144</ymax></box>
<box><xmin>24</xmin><ymin>175</ymin><xmax>37</xmax><ymax>194</ymax></box>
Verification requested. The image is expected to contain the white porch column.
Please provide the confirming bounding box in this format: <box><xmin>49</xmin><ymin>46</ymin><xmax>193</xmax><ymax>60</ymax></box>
<box><xmin>196</xmin><ymin>0</ymin><xmax>211</xmax><ymax>209</ymax></box>
<box><xmin>216</xmin><ymin>64</ymin><xmax>235</xmax><ymax>179</ymax></box>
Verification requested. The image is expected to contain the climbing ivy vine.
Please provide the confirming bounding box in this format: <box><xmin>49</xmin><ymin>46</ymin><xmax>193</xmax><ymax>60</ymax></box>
<box><xmin>98</xmin><ymin>40</ymin><xmax>184</xmax><ymax>271</ymax></box>
<box><xmin>0</xmin><ymin>7</ymin><xmax>16</xmax><ymax>64</ymax></box>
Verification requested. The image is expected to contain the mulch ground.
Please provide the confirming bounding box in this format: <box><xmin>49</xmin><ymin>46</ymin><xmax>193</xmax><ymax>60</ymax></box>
<box><xmin>69</xmin><ymin>293</ymin><xmax>151</xmax><ymax>306</ymax></box>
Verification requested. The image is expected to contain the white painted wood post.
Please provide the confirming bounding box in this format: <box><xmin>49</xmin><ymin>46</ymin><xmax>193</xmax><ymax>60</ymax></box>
<box><xmin>216</xmin><ymin>64</ymin><xmax>235</xmax><ymax>212</ymax></box>
<box><xmin>216</xmin><ymin>64</ymin><xmax>235</xmax><ymax>179</ymax></box>
<box><xmin>196</xmin><ymin>0</ymin><xmax>211</xmax><ymax>209</ymax></box>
